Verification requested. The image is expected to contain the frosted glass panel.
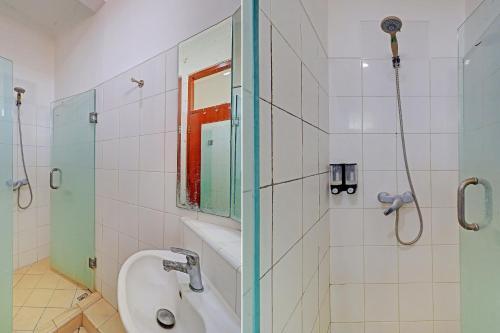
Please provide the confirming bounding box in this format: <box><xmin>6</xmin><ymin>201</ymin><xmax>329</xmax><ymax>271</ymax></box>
<box><xmin>200</xmin><ymin>120</ymin><xmax>231</xmax><ymax>215</ymax></box>
<box><xmin>459</xmin><ymin>2</ymin><xmax>500</xmax><ymax>332</ymax></box>
<box><xmin>50</xmin><ymin>90</ymin><xmax>95</xmax><ymax>289</ymax></box>
<box><xmin>0</xmin><ymin>56</ymin><xmax>13</xmax><ymax>333</ymax></box>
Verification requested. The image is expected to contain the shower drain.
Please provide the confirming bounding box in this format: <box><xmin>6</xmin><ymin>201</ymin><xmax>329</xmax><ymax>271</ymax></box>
<box><xmin>157</xmin><ymin>308</ymin><xmax>176</xmax><ymax>329</ymax></box>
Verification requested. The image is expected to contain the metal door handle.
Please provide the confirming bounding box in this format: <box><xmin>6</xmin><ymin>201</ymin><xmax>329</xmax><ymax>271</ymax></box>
<box><xmin>457</xmin><ymin>177</ymin><xmax>480</xmax><ymax>231</ymax></box>
<box><xmin>50</xmin><ymin>168</ymin><xmax>62</xmax><ymax>190</ymax></box>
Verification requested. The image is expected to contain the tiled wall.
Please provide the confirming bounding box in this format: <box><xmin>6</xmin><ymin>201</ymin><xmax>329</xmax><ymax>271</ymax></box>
<box><xmin>328</xmin><ymin>14</ymin><xmax>462</xmax><ymax>333</ymax></box>
<box><xmin>94</xmin><ymin>47</ymin><xmax>241</xmax><ymax>312</ymax></box>
<box><xmin>12</xmin><ymin>79</ymin><xmax>53</xmax><ymax>269</ymax></box>
<box><xmin>258</xmin><ymin>0</ymin><xmax>331</xmax><ymax>331</ymax></box>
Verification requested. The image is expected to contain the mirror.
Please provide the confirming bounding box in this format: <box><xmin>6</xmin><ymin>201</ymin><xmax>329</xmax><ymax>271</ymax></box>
<box><xmin>177</xmin><ymin>10</ymin><xmax>241</xmax><ymax>221</ymax></box>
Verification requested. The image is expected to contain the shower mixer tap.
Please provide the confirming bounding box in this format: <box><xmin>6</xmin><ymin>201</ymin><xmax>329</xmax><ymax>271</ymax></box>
<box><xmin>377</xmin><ymin>191</ymin><xmax>414</xmax><ymax>216</ymax></box>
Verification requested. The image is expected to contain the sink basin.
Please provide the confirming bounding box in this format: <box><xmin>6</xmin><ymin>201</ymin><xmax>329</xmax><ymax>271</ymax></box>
<box><xmin>118</xmin><ymin>250</ymin><xmax>240</xmax><ymax>333</ymax></box>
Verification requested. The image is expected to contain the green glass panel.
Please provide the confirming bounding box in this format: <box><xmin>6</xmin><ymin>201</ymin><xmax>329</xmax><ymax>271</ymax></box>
<box><xmin>0</xmin><ymin>56</ymin><xmax>13</xmax><ymax>333</ymax></box>
<box><xmin>242</xmin><ymin>0</ymin><xmax>260</xmax><ymax>331</ymax></box>
<box><xmin>50</xmin><ymin>90</ymin><xmax>95</xmax><ymax>290</ymax></box>
<box><xmin>200</xmin><ymin>120</ymin><xmax>231</xmax><ymax>215</ymax></box>
<box><xmin>459</xmin><ymin>2</ymin><xmax>500</xmax><ymax>332</ymax></box>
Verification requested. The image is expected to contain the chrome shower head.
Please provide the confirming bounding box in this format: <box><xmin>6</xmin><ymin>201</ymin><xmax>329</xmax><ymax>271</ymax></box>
<box><xmin>14</xmin><ymin>87</ymin><xmax>25</xmax><ymax>106</ymax></box>
<box><xmin>381</xmin><ymin>16</ymin><xmax>403</xmax><ymax>34</ymax></box>
<box><xmin>14</xmin><ymin>87</ymin><xmax>26</xmax><ymax>94</ymax></box>
<box><xmin>381</xmin><ymin>16</ymin><xmax>403</xmax><ymax>67</ymax></box>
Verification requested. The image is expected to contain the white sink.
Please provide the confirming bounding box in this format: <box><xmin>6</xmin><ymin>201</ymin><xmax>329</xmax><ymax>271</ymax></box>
<box><xmin>118</xmin><ymin>250</ymin><xmax>240</xmax><ymax>333</ymax></box>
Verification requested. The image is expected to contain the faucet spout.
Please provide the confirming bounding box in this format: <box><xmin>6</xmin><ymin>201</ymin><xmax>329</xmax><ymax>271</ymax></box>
<box><xmin>378</xmin><ymin>191</ymin><xmax>414</xmax><ymax>216</ymax></box>
<box><xmin>163</xmin><ymin>247</ymin><xmax>204</xmax><ymax>292</ymax></box>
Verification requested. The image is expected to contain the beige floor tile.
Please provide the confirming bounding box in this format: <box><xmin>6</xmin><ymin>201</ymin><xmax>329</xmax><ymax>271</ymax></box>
<box><xmin>13</xmin><ymin>306</ymin><xmax>21</xmax><ymax>317</ymax></box>
<box><xmin>98</xmin><ymin>313</ymin><xmax>125</xmax><ymax>333</ymax></box>
<box><xmin>16</xmin><ymin>265</ymin><xmax>32</xmax><ymax>275</ymax></box>
<box><xmin>13</xmin><ymin>274</ymin><xmax>23</xmax><ymax>287</ymax></box>
<box><xmin>83</xmin><ymin>299</ymin><xmax>116</xmax><ymax>328</ymax></box>
<box><xmin>48</xmin><ymin>290</ymin><xmax>77</xmax><ymax>308</ymax></box>
<box><xmin>57</xmin><ymin>277</ymin><xmax>78</xmax><ymax>290</ymax></box>
<box><xmin>73</xmin><ymin>290</ymin><xmax>91</xmax><ymax>307</ymax></box>
<box><xmin>37</xmin><ymin>307</ymin><xmax>67</xmax><ymax>326</ymax></box>
<box><xmin>13</xmin><ymin>307</ymin><xmax>44</xmax><ymax>331</ymax></box>
<box><xmin>17</xmin><ymin>275</ymin><xmax>43</xmax><ymax>289</ymax></box>
<box><xmin>13</xmin><ymin>288</ymin><xmax>34</xmax><ymax>306</ymax></box>
<box><xmin>37</xmin><ymin>273</ymin><xmax>61</xmax><ymax>289</ymax></box>
<box><xmin>24</xmin><ymin>289</ymin><xmax>55</xmax><ymax>308</ymax></box>
<box><xmin>27</xmin><ymin>260</ymin><xmax>50</xmax><ymax>275</ymax></box>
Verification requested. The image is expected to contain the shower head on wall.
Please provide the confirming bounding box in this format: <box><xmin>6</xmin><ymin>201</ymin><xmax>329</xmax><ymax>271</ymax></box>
<box><xmin>14</xmin><ymin>87</ymin><xmax>25</xmax><ymax>106</ymax></box>
<box><xmin>381</xmin><ymin>16</ymin><xmax>403</xmax><ymax>67</ymax></box>
<box><xmin>381</xmin><ymin>16</ymin><xmax>403</xmax><ymax>34</ymax></box>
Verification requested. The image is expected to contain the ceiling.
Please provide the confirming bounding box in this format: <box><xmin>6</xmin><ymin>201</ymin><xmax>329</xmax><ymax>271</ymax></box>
<box><xmin>0</xmin><ymin>0</ymin><xmax>106</xmax><ymax>37</ymax></box>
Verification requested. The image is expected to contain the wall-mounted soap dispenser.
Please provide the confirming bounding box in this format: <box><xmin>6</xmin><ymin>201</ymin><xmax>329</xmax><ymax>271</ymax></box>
<box><xmin>330</xmin><ymin>163</ymin><xmax>358</xmax><ymax>194</ymax></box>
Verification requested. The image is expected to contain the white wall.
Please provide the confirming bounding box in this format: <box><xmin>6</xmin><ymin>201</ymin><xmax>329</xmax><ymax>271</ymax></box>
<box><xmin>258</xmin><ymin>0</ymin><xmax>331</xmax><ymax>332</ymax></box>
<box><xmin>466</xmin><ymin>0</ymin><xmax>483</xmax><ymax>16</ymax></box>
<box><xmin>55</xmin><ymin>0</ymin><xmax>240</xmax><ymax>99</ymax></box>
<box><xmin>0</xmin><ymin>12</ymin><xmax>55</xmax><ymax>269</ymax></box>
<box><xmin>328</xmin><ymin>1</ymin><xmax>465</xmax><ymax>332</ymax></box>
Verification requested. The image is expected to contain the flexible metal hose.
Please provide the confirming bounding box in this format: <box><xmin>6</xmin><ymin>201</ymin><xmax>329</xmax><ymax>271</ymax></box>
<box><xmin>394</xmin><ymin>67</ymin><xmax>423</xmax><ymax>245</ymax></box>
<box><xmin>16</xmin><ymin>103</ymin><xmax>33</xmax><ymax>210</ymax></box>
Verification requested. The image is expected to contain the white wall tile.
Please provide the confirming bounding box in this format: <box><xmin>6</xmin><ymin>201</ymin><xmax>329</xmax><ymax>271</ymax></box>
<box><xmin>270</xmin><ymin>0</ymin><xmax>301</xmax><ymax>54</ymax></box>
<box><xmin>363</xmin><ymin>134</ymin><xmax>396</xmax><ymax>170</ymax></box>
<box><xmin>330</xmin><ymin>97</ymin><xmax>362</xmax><ymax>133</ymax></box>
<box><xmin>272</xmin><ymin>30</ymin><xmax>302</xmax><ymax>117</ymax></box>
<box><xmin>399</xmin><ymin>283</ymin><xmax>433</xmax><ymax>321</ymax></box>
<box><xmin>273</xmin><ymin>242</ymin><xmax>302</xmax><ymax>332</ymax></box>
<box><xmin>432</xmin><ymin>245</ymin><xmax>459</xmax><ymax>282</ymax></box>
<box><xmin>331</xmin><ymin>284</ymin><xmax>364</xmax><ymax>322</ymax></box>
<box><xmin>302</xmin><ymin>65</ymin><xmax>319</xmax><ymax>126</ymax></box>
<box><xmin>303</xmin><ymin>175</ymin><xmax>320</xmax><ymax>231</ymax></box>
<box><xmin>365</xmin><ymin>284</ymin><xmax>399</xmax><ymax>321</ymax></box>
<box><xmin>273</xmin><ymin>107</ymin><xmax>302</xmax><ymax>182</ymax></box>
<box><xmin>331</xmin><ymin>246</ymin><xmax>363</xmax><ymax>284</ymax></box>
<box><xmin>330</xmin><ymin>209</ymin><xmax>363</xmax><ymax>246</ymax></box>
<box><xmin>363</xmin><ymin>97</ymin><xmax>397</xmax><ymax>133</ymax></box>
<box><xmin>329</xmin><ymin>134</ymin><xmax>362</xmax><ymax>167</ymax></box>
<box><xmin>273</xmin><ymin>180</ymin><xmax>302</xmax><ymax>262</ymax></box>
<box><xmin>431</xmin><ymin>58</ymin><xmax>458</xmax><ymax>97</ymax></box>
<box><xmin>364</xmin><ymin>246</ymin><xmax>397</xmax><ymax>283</ymax></box>
<box><xmin>303</xmin><ymin>123</ymin><xmax>319</xmax><ymax>177</ymax></box>
<box><xmin>431</xmin><ymin>134</ymin><xmax>458</xmax><ymax>170</ymax></box>
<box><xmin>330</xmin><ymin>59</ymin><xmax>362</xmax><ymax>97</ymax></box>
<box><xmin>399</xmin><ymin>246</ymin><xmax>432</xmax><ymax>283</ymax></box>
<box><xmin>431</xmin><ymin>97</ymin><xmax>458</xmax><ymax>133</ymax></box>
<box><xmin>433</xmin><ymin>283</ymin><xmax>460</xmax><ymax>320</ymax></box>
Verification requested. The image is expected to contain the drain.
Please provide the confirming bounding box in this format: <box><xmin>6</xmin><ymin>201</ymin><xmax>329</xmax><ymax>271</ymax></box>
<box><xmin>77</xmin><ymin>292</ymin><xmax>89</xmax><ymax>302</ymax></box>
<box><xmin>156</xmin><ymin>309</ymin><xmax>175</xmax><ymax>329</ymax></box>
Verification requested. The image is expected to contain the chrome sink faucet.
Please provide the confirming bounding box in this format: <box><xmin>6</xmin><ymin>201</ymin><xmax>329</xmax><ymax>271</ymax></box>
<box><xmin>377</xmin><ymin>191</ymin><xmax>414</xmax><ymax>216</ymax></box>
<box><xmin>163</xmin><ymin>247</ymin><xmax>204</xmax><ymax>292</ymax></box>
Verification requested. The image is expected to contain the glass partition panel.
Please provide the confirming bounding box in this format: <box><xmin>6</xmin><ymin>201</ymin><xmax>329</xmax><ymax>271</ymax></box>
<box><xmin>0</xmin><ymin>56</ymin><xmax>13</xmax><ymax>333</ymax></box>
<box><xmin>242</xmin><ymin>0</ymin><xmax>260</xmax><ymax>331</ymax></box>
<box><xmin>459</xmin><ymin>1</ymin><xmax>500</xmax><ymax>332</ymax></box>
<box><xmin>51</xmin><ymin>90</ymin><xmax>96</xmax><ymax>289</ymax></box>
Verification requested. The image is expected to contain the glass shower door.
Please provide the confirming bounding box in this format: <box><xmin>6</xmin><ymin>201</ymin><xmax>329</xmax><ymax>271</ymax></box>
<box><xmin>459</xmin><ymin>1</ymin><xmax>500</xmax><ymax>331</ymax></box>
<box><xmin>50</xmin><ymin>90</ymin><xmax>96</xmax><ymax>290</ymax></box>
<box><xmin>0</xmin><ymin>56</ymin><xmax>13</xmax><ymax>332</ymax></box>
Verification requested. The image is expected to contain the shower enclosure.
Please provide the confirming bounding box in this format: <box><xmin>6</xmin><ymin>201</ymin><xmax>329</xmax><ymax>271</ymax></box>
<box><xmin>459</xmin><ymin>0</ymin><xmax>500</xmax><ymax>331</ymax></box>
<box><xmin>0</xmin><ymin>56</ymin><xmax>13</xmax><ymax>332</ymax></box>
<box><xmin>50</xmin><ymin>90</ymin><xmax>96</xmax><ymax>289</ymax></box>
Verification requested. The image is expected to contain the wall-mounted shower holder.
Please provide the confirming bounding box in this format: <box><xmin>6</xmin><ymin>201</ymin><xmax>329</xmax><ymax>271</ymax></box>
<box><xmin>330</xmin><ymin>163</ymin><xmax>358</xmax><ymax>195</ymax></box>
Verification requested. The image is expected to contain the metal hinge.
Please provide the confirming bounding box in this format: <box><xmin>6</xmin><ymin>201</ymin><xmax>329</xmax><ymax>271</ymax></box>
<box><xmin>232</xmin><ymin>116</ymin><xmax>240</xmax><ymax>127</ymax></box>
<box><xmin>89</xmin><ymin>257</ymin><xmax>97</xmax><ymax>269</ymax></box>
<box><xmin>89</xmin><ymin>112</ymin><xmax>98</xmax><ymax>124</ymax></box>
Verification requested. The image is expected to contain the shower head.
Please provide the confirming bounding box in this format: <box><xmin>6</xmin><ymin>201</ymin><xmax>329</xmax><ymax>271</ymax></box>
<box><xmin>14</xmin><ymin>87</ymin><xmax>25</xmax><ymax>106</ymax></box>
<box><xmin>381</xmin><ymin>16</ymin><xmax>403</xmax><ymax>67</ymax></box>
<box><xmin>381</xmin><ymin>16</ymin><xmax>403</xmax><ymax>34</ymax></box>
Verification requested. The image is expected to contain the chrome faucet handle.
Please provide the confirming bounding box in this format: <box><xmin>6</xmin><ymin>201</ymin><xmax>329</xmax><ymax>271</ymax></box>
<box><xmin>169</xmin><ymin>247</ymin><xmax>199</xmax><ymax>264</ymax></box>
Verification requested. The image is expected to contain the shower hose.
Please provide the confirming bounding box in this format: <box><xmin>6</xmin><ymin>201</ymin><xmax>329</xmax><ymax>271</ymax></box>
<box><xmin>16</xmin><ymin>103</ymin><xmax>33</xmax><ymax>210</ymax></box>
<box><xmin>394</xmin><ymin>66</ymin><xmax>423</xmax><ymax>245</ymax></box>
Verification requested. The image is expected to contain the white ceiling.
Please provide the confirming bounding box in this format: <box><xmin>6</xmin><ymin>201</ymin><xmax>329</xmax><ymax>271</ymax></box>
<box><xmin>0</xmin><ymin>0</ymin><xmax>106</xmax><ymax>37</ymax></box>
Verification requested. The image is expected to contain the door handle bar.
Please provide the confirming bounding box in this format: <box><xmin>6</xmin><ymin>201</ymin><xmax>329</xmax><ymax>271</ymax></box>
<box><xmin>457</xmin><ymin>177</ymin><xmax>481</xmax><ymax>231</ymax></box>
<box><xmin>50</xmin><ymin>168</ymin><xmax>62</xmax><ymax>190</ymax></box>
